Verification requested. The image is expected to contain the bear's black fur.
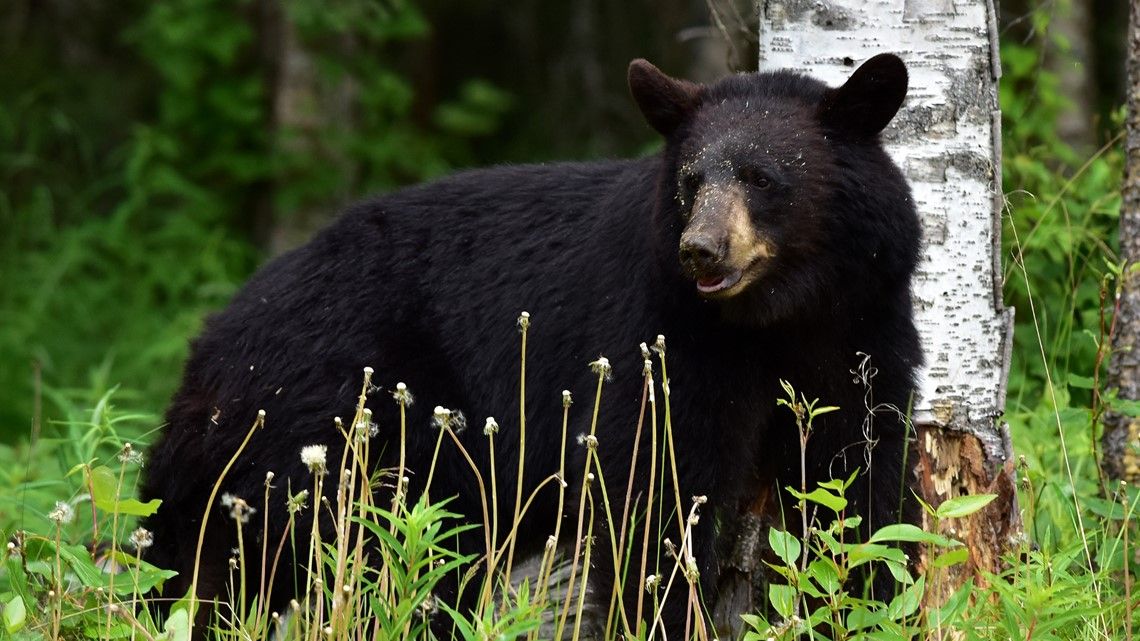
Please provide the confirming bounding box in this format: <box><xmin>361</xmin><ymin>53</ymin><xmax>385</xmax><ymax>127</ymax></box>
<box><xmin>142</xmin><ymin>54</ymin><xmax>921</xmax><ymax>635</ymax></box>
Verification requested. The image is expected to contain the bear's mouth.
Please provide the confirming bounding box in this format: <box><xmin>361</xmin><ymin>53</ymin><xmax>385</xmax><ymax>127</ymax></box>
<box><xmin>696</xmin><ymin>270</ymin><xmax>743</xmax><ymax>295</ymax></box>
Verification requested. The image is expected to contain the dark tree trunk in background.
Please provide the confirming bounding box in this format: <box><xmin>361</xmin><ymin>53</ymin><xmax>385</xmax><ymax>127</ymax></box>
<box><xmin>1103</xmin><ymin>1</ymin><xmax>1140</xmax><ymax>484</ymax></box>
<box><xmin>1050</xmin><ymin>0</ymin><xmax>1095</xmax><ymax>150</ymax></box>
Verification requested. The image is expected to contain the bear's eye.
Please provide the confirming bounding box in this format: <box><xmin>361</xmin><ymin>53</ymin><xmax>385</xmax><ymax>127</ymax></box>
<box><xmin>739</xmin><ymin>167</ymin><xmax>771</xmax><ymax>190</ymax></box>
<box><xmin>680</xmin><ymin>172</ymin><xmax>702</xmax><ymax>196</ymax></box>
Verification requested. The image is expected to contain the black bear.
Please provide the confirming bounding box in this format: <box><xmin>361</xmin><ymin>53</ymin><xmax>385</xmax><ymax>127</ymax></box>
<box><xmin>142</xmin><ymin>53</ymin><xmax>921</xmax><ymax>636</ymax></box>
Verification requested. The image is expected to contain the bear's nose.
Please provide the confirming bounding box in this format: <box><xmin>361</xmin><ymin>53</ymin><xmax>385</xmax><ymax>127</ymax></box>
<box><xmin>679</xmin><ymin>236</ymin><xmax>723</xmax><ymax>272</ymax></box>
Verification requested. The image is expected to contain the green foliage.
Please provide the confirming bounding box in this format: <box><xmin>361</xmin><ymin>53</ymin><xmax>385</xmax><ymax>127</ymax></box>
<box><xmin>0</xmin><ymin>0</ymin><xmax>509</xmax><ymax>443</ymax></box>
<box><xmin>1000</xmin><ymin>0</ymin><xmax>1125</xmax><ymax>548</ymax></box>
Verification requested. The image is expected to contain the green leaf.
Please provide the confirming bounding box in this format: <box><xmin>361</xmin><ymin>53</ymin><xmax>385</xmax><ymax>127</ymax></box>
<box><xmin>106</xmin><ymin>551</ymin><xmax>180</xmax><ymax>594</ymax></box>
<box><xmin>158</xmin><ymin>607</ymin><xmax>191</xmax><ymax>641</ymax></box>
<box><xmin>768</xmin><ymin>528</ymin><xmax>801</xmax><ymax>567</ymax></box>
<box><xmin>928</xmin><ymin>579</ymin><xmax>973</xmax><ymax>627</ymax></box>
<box><xmin>935</xmin><ymin>494</ymin><xmax>997</xmax><ymax>519</ymax></box>
<box><xmin>88</xmin><ymin>465</ymin><xmax>162</xmax><ymax>516</ymax></box>
<box><xmin>768</xmin><ymin>583</ymin><xmax>796</xmax><ymax>620</ymax></box>
<box><xmin>846</xmin><ymin>605</ymin><xmax>883</xmax><ymax>631</ymax></box>
<box><xmin>806</xmin><ymin>558</ymin><xmax>840</xmax><ymax>595</ymax></box>
<box><xmin>869</xmin><ymin>523</ymin><xmax>959</xmax><ymax>547</ymax></box>
<box><xmin>785</xmin><ymin>486</ymin><xmax>848</xmax><ymax>513</ymax></box>
<box><xmin>1067</xmin><ymin>373</ymin><xmax>1095</xmax><ymax>389</ymax></box>
<box><xmin>3</xmin><ymin>595</ymin><xmax>26</xmax><ymax>633</ymax></box>
<box><xmin>766</xmin><ymin>581</ymin><xmax>793</xmax><ymax>615</ymax></box>
<box><xmin>886</xmin><ymin>576</ymin><xmax>924</xmax><ymax>619</ymax></box>
<box><xmin>932</xmin><ymin>547</ymin><xmax>970</xmax><ymax>568</ymax></box>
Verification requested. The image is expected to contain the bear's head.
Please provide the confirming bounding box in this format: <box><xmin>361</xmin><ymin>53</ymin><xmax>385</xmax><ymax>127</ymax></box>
<box><xmin>629</xmin><ymin>54</ymin><xmax>916</xmax><ymax>327</ymax></box>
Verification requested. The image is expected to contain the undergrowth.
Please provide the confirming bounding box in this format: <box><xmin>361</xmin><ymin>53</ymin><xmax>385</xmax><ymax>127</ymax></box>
<box><xmin>4</xmin><ymin>1</ymin><xmax>1140</xmax><ymax>640</ymax></box>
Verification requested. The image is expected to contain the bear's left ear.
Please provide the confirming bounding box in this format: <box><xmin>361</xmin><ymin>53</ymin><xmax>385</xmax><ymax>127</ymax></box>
<box><xmin>628</xmin><ymin>59</ymin><xmax>702</xmax><ymax>136</ymax></box>
<box><xmin>818</xmin><ymin>54</ymin><xmax>908</xmax><ymax>138</ymax></box>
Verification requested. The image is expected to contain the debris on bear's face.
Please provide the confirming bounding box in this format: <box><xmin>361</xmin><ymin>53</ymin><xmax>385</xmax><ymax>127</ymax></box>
<box><xmin>674</xmin><ymin>95</ymin><xmax>830</xmax><ymax>304</ymax></box>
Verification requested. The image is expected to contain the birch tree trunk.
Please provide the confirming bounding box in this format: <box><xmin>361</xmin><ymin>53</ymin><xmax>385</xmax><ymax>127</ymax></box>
<box><xmin>713</xmin><ymin>1</ymin><xmax>1020</xmax><ymax>634</ymax></box>
<box><xmin>1103</xmin><ymin>0</ymin><xmax>1140</xmax><ymax>484</ymax></box>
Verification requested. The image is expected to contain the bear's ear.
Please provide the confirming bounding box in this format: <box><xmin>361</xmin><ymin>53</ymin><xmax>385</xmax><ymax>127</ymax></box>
<box><xmin>818</xmin><ymin>53</ymin><xmax>908</xmax><ymax>138</ymax></box>
<box><xmin>628</xmin><ymin>59</ymin><xmax>701</xmax><ymax>136</ymax></box>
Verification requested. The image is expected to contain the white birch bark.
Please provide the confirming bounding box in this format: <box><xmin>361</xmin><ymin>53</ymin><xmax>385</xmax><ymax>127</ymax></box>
<box><xmin>756</xmin><ymin>0</ymin><xmax>1012</xmax><ymax>453</ymax></box>
<box><xmin>711</xmin><ymin>2</ymin><xmax>1019</xmax><ymax>632</ymax></box>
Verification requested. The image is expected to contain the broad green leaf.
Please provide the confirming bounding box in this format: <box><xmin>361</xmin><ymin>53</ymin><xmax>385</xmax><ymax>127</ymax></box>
<box><xmin>158</xmin><ymin>607</ymin><xmax>190</xmax><ymax>641</ymax></box>
<box><xmin>869</xmin><ymin>523</ymin><xmax>959</xmax><ymax>547</ymax></box>
<box><xmin>806</xmin><ymin>558</ymin><xmax>840</xmax><ymax>595</ymax></box>
<box><xmin>846</xmin><ymin>604</ymin><xmax>883</xmax><ymax>631</ymax></box>
<box><xmin>932</xmin><ymin>547</ymin><xmax>970</xmax><ymax>568</ymax></box>
<box><xmin>107</xmin><ymin>550</ymin><xmax>180</xmax><ymax>594</ymax></box>
<box><xmin>3</xmin><ymin>595</ymin><xmax>26</xmax><ymax>633</ymax></box>
<box><xmin>768</xmin><ymin>583</ymin><xmax>796</xmax><ymax>619</ymax></box>
<box><xmin>768</xmin><ymin>528</ymin><xmax>801</xmax><ymax>567</ymax></box>
<box><xmin>886</xmin><ymin>576</ymin><xmax>924</xmax><ymax>619</ymax></box>
<box><xmin>786</xmin><ymin>485</ymin><xmax>848</xmax><ymax>513</ymax></box>
<box><xmin>935</xmin><ymin>494</ymin><xmax>997</xmax><ymax>519</ymax></box>
<box><xmin>1067</xmin><ymin>373</ymin><xmax>1094</xmax><ymax>389</ymax></box>
<box><xmin>88</xmin><ymin>465</ymin><xmax>162</xmax><ymax>516</ymax></box>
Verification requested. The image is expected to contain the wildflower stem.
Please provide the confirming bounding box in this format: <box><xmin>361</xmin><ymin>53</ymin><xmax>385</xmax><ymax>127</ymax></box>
<box><xmin>187</xmin><ymin>410</ymin><xmax>265</xmax><ymax>640</ymax></box>
<box><xmin>505</xmin><ymin>312</ymin><xmax>530</xmax><ymax>589</ymax></box>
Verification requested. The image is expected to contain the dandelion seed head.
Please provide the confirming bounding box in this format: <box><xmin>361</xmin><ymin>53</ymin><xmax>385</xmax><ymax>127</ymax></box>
<box><xmin>431</xmin><ymin>406</ymin><xmax>466</xmax><ymax>432</ymax></box>
<box><xmin>221</xmin><ymin>494</ymin><xmax>255</xmax><ymax>523</ymax></box>
<box><xmin>118</xmin><ymin>442</ymin><xmax>143</xmax><ymax>466</ymax></box>
<box><xmin>301</xmin><ymin>444</ymin><xmax>328</xmax><ymax>473</ymax></box>
<box><xmin>645</xmin><ymin>574</ymin><xmax>660</xmax><ymax>592</ymax></box>
<box><xmin>653</xmin><ymin>335</ymin><xmax>666</xmax><ymax>354</ymax></box>
<box><xmin>393</xmin><ymin>382</ymin><xmax>414</xmax><ymax>406</ymax></box>
<box><xmin>258</xmin><ymin>409</ymin><xmax>266</xmax><ymax>419</ymax></box>
<box><xmin>562</xmin><ymin>390</ymin><xmax>572</xmax><ymax>408</ymax></box>
<box><xmin>589</xmin><ymin>356</ymin><xmax>612</xmax><ymax>380</ymax></box>
<box><xmin>129</xmin><ymin>527</ymin><xmax>154</xmax><ymax>551</ymax></box>
<box><xmin>265</xmin><ymin>471</ymin><xmax>275</xmax><ymax>485</ymax></box>
<box><xmin>517</xmin><ymin>311</ymin><xmax>531</xmax><ymax>331</ymax></box>
<box><xmin>483</xmin><ymin>417</ymin><xmax>499</xmax><ymax>436</ymax></box>
<box><xmin>640</xmin><ymin>342</ymin><xmax>650</xmax><ymax>359</ymax></box>
<box><xmin>546</xmin><ymin>535</ymin><xmax>557</xmax><ymax>550</ymax></box>
<box><xmin>48</xmin><ymin>501</ymin><xmax>74</xmax><ymax>525</ymax></box>
<box><xmin>584</xmin><ymin>435</ymin><xmax>598</xmax><ymax>450</ymax></box>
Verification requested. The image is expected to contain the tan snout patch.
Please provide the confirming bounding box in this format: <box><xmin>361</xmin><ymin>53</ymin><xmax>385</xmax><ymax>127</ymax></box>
<box><xmin>687</xmin><ymin>184</ymin><xmax>775</xmax><ymax>279</ymax></box>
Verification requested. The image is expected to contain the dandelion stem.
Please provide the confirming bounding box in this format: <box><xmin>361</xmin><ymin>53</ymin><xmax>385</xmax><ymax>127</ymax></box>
<box><xmin>187</xmin><ymin>410</ymin><xmax>265</xmax><ymax>640</ymax></box>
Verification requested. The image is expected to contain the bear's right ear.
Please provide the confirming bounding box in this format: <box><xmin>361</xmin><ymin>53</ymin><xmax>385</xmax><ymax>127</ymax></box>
<box><xmin>818</xmin><ymin>53</ymin><xmax>908</xmax><ymax>138</ymax></box>
<box><xmin>628</xmin><ymin>59</ymin><xmax>701</xmax><ymax>137</ymax></box>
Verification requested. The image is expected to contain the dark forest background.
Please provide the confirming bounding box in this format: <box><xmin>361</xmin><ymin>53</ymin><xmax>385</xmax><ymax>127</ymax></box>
<box><xmin>0</xmin><ymin>0</ymin><xmax>1128</xmax><ymax>444</ymax></box>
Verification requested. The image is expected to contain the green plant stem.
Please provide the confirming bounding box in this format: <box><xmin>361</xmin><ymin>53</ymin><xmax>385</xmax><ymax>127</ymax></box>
<box><xmin>187</xmin><ymin>410</ymin><xmax>265</xmax><ymax>640</ymax></box>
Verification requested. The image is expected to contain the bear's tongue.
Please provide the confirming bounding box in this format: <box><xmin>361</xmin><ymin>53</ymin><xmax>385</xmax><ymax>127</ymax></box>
<box><xmin>696</xmin><ymin>271</ymin><xmax>742</xmax><ymax>294</ymax></box>
<box><xmin>697</xmin><ymin>276</ymin><xmax>726</xmax><ymax>291</ymax></box>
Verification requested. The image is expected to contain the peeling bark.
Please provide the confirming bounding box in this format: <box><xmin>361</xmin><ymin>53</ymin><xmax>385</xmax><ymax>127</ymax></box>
<box><xmin>913</xmin><ymin>426</ymin><xmax>1020</xmax><ymax>603</ymax></box>
<box><xmin>1103</xmin><ymin>0</ymin><xmax>1140</xmax><ymax>484</ymax></box>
